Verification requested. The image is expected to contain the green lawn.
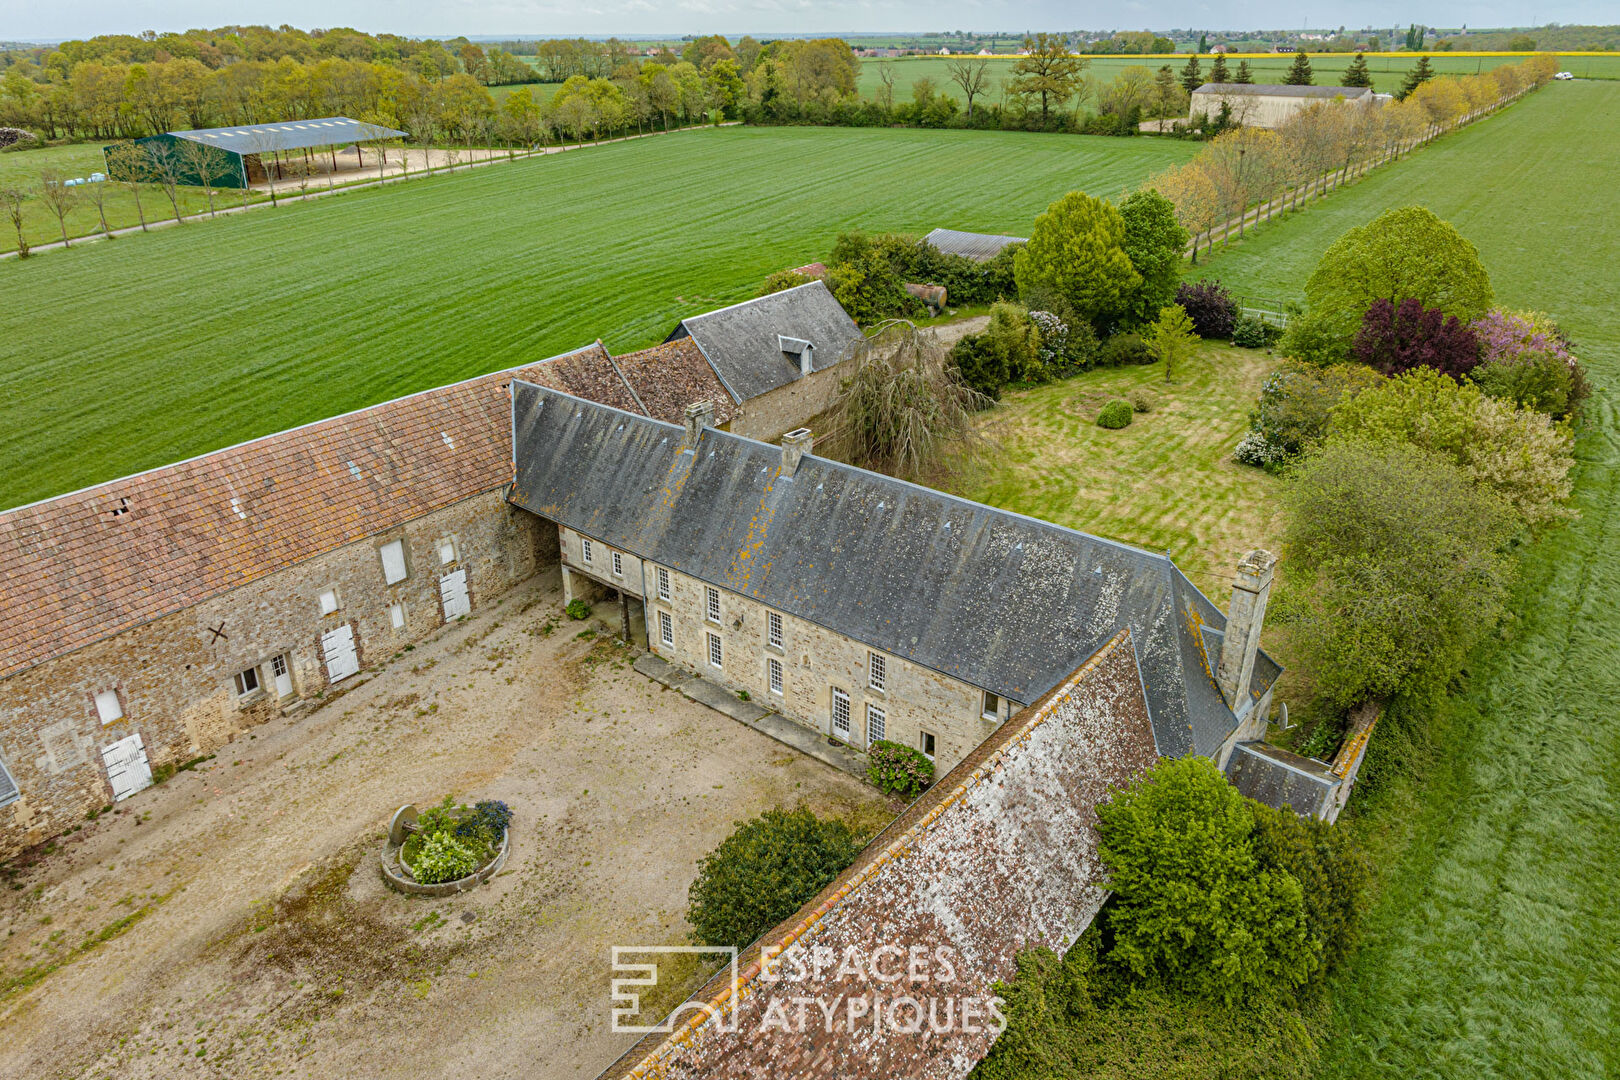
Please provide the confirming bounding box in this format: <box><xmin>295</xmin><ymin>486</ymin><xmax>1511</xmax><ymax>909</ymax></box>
<box><xmin>0</xmin><ymin>143</ymin><xmax>244</xmax><ymax>252</ymax></box>
<box><xmin>1199</xmin><ymin>79</ymin><xmax>1620</xmax><ymax>1080</ymax></box>
<box><xmin>858</xmin><ymin>54</ymin><xmax>1620</xmax><ymax>103</ymax></box>
<box><xmin>0</xmin><ymin>125</ymin><xmax>1195</xmax><ymax>508</ymax></box>
<box><xmin>961</xmin><ymin>344</ymin><xmax>1283</xmax><ymax>584</ymax></box>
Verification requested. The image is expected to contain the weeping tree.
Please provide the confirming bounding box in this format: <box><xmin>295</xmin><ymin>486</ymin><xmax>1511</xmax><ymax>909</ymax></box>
<box><xmin>822</xmin><ymin>322</ymin><xmax>997</xmax><ymax>485</ymax></box>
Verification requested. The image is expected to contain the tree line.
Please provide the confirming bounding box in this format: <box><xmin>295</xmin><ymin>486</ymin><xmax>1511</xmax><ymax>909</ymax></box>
<box><xmin>1150</xmin><ymin>54</ymin><xmax>1559</xmax><ymax>260</ymax></box>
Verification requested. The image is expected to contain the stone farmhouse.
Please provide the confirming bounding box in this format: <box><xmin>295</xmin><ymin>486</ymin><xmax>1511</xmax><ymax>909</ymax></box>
<box><xmin>509</xmin><ymin>384</ymin><xmax>1281</xmax><ymax>779</ymax></box>
<box><xmin>0</xmin><ymin>279</ymin><xmax>1359</xmax><ymax>882</ymax></box>
<box><xmin>1189</xmin><ymin>82</ymin><xmax>1389</xmax><ymax>128</ymax></box>
<box><xmin>663</xmin><ymin>279</ymin><xmax>865</xmax><ymax>442</ymax></box>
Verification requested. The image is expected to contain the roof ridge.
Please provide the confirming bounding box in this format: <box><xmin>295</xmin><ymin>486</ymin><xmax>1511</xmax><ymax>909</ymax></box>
<box><xmin>0</xmin><ymin>346</ymin><xmax>601</xmax><ymax>518</ymax></box>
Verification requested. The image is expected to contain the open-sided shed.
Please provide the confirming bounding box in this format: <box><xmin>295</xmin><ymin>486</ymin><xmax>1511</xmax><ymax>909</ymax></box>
<box><xmin>104</xmin><ymin>116</ymin><xmax>407</xmax><ymax>189</ymax></box>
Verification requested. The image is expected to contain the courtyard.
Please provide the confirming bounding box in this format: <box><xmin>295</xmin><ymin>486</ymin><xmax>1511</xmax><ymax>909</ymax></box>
<box><xmin>0</xmin><ymin>570</ymin><xmax>887</xmax><ymax>1079</ymax></box>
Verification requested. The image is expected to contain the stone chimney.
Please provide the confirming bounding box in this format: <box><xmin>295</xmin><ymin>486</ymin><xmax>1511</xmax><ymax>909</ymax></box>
<box><xmin>683</xmin><ymin>400</ymin><xmax>714</xmax><ymax>449</ymax></box>
<box><xmin>780</xmin><ymin>428</ymin><xmax>813</xmax><ymax>476</ymax></box>
<box><xmin>1215</xmin><ymin>549</ymin><xmax>1278</xmax><ymax>713</ymax></box>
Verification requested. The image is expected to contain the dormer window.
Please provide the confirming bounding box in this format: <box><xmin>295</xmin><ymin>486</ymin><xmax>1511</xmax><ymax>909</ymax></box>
<box><xmin>778</xmin><ymin>335</ymin><xmax>815</xmax><ymax>376</ymax></box>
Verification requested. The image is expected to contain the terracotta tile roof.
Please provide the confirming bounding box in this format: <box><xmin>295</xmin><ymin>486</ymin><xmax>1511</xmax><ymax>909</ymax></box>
<box><xmin>610</xmin><ymin>339</ymin><xmax>737</xmax><ymax>427</ymax></box>
<box><xmin>526</xmin><ymin>341</ymin><xmax>644</xmax><ymax>415</ymax></box>
<box><xmin>0</xmin><ymin>345</ymin><xmax>632</xmax><ymax>680</ymax></box>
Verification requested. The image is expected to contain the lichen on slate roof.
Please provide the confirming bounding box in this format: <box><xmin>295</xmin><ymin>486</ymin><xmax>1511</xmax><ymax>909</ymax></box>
<box><xmin>508</xmin><ymin>384</ymin><xmax>1276</xmax><ymax>757</ymax></box>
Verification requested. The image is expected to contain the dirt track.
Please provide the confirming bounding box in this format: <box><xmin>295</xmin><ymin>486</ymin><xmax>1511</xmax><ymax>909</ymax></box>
<box><xmin>0</xmin><ymin>569</ymin><xmax>885</xmax><ymax>1079</ymax></box>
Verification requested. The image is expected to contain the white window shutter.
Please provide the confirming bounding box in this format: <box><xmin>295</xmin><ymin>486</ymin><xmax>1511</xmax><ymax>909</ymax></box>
<box><xmin>380</xmin><ymin>540</ymin><xmax>407</xmax><ymax>585</ymax></box>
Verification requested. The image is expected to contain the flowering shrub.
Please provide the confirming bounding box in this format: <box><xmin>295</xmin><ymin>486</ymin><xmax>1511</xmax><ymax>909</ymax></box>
<box><xmin>412</xmin><ymin>833</ymin><xmax>480</xmax><ymax>885</ymax></box>
<box><xmin>1250</xmin><ymin>361</ymin><xmax>1384</xmax><ymax>459</ymax></box>
<box><xmin>1233</xmin><ymin>432</ymin><xmax>1289</xmax><ymax>470</ymax></box>
<box><xmin>406</xmin><ymin>796</ymin><xmax>511</xmax><ymax>884</ymax></box>
<box><xmin>1351</xmin><ymin>298</ymin><xmax>1480</xmax><ymax>379</ymax></box>
<box><xmin>1029</xmin><ymin>309</ymin><xmax>1101</xmax><ymax>379</ymax></box>
<box><xmin>1173</xmin><ymin>279</ymin><xmax>1239</xmax><ymax>339</ymax></box>
<box><xmin>1470</xmin><ymin>309</ymin><xmax>1589</xmax><ymax>420</ymax></box>
<box><xmin>866</xmin><ymin>739</ymin><xmax>935</xmax><ymax>799</ymax></box>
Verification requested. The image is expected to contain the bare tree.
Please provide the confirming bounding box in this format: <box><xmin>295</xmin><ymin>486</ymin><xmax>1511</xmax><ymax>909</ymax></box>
<box><xmin>84</xmin><ymin>175</ymin><xmax>113</xmax><ymax>238</ymax></box>
<box><xmin>946</xmin><ymin>58</ymin><xmax>991</xmax><ymax>121</ymax></box>
<box><xmin>176</xmin><ymin>139</ymin><xmax>236</xmax><ymax>217</ymax></box>
<box><xmin>103</xmin><ymin>142</ymin><xmax>150</xmax><ymax>232</ymax></box>
<box><xmin>876</xmin><ymin>61</ymin><xmax>896</xmax><ymax>110</ymax></box>
<box><xmin>822</xmin><ymin>323</ymin><xmax>997</xmax><ymax>485</ymax></box>
<box><xmin>142</xmin><ymin>140</ymin><xmax>190</xmax><ymax>222</ymax></box>
<box><xmin>37</xmin><ymin>169</ymin><xmax>80</xmax><ymax>247</ymax></box>
<box><xmin>1</xmin><ymin>185</ymin><xmax>29</xmax><ymax>257</ymax></box>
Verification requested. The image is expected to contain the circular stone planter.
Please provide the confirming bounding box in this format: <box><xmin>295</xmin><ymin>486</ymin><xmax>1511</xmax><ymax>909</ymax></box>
<box><xmin>380</xmin><ymin>803</ymin><xmax>511</xmax><ymax>897</ymax></box>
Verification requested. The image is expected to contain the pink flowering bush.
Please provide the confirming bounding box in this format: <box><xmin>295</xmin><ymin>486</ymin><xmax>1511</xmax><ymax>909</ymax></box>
<box><xmin>1470</xmin><ymin>309</ymin><xmax>1590</xmax><ymax>420</ymax></box>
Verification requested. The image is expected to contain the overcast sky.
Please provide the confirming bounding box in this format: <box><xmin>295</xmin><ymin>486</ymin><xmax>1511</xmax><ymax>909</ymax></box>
<box><xmin>10</xmin><ymin>1</ymin><xmax>1610</xmax><ymax>44</ymax></box>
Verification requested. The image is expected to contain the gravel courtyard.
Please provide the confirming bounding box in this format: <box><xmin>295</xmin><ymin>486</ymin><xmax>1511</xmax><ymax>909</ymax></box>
<box><xmin>0</xmin><ymin>569</ymin><xmax>887</xmax><ymax>1079</ymax></box>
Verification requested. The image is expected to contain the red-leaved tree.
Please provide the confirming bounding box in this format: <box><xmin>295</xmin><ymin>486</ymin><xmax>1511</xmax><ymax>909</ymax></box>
<box><xmin>1352</xmin><ymin>298</ymin><xmax>1480</xmax><ymax>379</ymax></box>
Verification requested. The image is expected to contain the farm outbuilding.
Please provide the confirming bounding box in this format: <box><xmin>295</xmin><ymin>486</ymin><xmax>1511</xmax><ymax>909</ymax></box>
<box><xmin>1188</xmin><ymin>83</ymin><xmax>1383</xmax><ymax>129</ymax></box>
<box><xmin>104</xmin><ymin>116</ymin><xmax>407</xmax><ymax>189</ymax></box>
<box><xmin>922</xmin><ymin>227</ymin><xmax>1028</xmax><ymax>262</ymax></box>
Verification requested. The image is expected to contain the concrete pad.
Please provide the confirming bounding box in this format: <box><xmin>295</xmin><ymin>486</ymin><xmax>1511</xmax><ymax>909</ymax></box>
<box><xmin>632</xmin><ymin>652</ymin><xmax>870</xmax><ymax>780</ymax></box>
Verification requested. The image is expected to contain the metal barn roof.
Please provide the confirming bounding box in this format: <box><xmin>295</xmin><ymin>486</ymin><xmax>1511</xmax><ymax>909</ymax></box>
<box><xmin>923</xmin><ymin>228</ymin><xmax>1028</xmax><ymax>262</ymax></box>
<box><xmin>167</xmin><ymin>116</ymin><xmax>406</xmax><ymax>154</ymax></box>
<box><xmin>508</xmin><ymin>384</ymin><xmax>1282</xmax><ymax>758</ymax></box>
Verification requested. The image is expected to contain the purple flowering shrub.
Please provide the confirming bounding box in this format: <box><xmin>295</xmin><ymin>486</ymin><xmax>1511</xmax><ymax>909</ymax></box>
<box><xmin>1470</xmin><ymin>309</ymin><xmax>1589</xmax><ymax>420</ymax></box>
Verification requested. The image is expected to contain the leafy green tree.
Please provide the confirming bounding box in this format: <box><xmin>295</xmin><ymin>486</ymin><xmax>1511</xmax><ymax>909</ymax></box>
<box><xmin>1342</xmin><ymin>51</ymin><xmax>1373</xmax><ymax>88</ymax></box>
<box><xmin>1009</xmin><ymin>32</ymin><xmax>1088</xmax><ymax>126</ymax></box>
<box><xmin>1300</xmin><ymin>205</ymin><xmax>1494</xmax><ymax>359</ymax></box>
<box><xmin>1249</xmin><ymin>803</ymin><xmax>1370</xmax><ymax>975</ymax></box>
<box><xmin>1178</xmin><ymin>53</ymin><xmax>1203</xmax><ymax>94</ymax></box>
<box><xmin>1234</xmin><ymin>59</ymin><xmax>1255</xmax><ymax>84</ymax></box>
<box><xmin>687</xmin><ymin>808</ymin><xmax>862</xmax><ymax>949</ymax></box>
<box><xmin>1398</xmin><ymin>55</ymin><xmax>1435</xmax><ymax>99</ymax></box>
<box><xmin>1210</xmin><ymin>51</ymin><xmax>1230</xmax><ymax>83</ymax></box>
<box><xmin>1284</xmin><ymin>48</ymin><xmax>1314</xmax><ymax>85</ymax></box>
<box><xmin>1282</xmin><ymin>437</ymin><xmax>1518</xmax><ymax>707</ymax></box>
<box><xmin>1197</xmin><ymin>32</ymin><xmax>1209</xmax><ymax>54</ymax></box>
<box><xmin>1095</xmin><ymin>756</ymin><xmax>1316</xmax><ymax>1005</ymax></box>
<box><xmin>1148</xmin><ymin>303</ymin><xmax>1198</xmax><ymax>383</ymax></box>
<box><xmin>1119</xmin><ymin>190</ymin><xmax>1190</xmax><ymax>324</ymax></box>
<box><xmin>1014</xmin><ymin>191</ymin><xmax>1141</xmax><ymax>331</ymax></box>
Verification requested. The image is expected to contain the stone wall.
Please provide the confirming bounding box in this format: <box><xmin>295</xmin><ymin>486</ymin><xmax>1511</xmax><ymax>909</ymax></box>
<box><xmin>0</xmin><ymin>491</ymin><xmax>548</xmax><ymax>859</ymax></box>
<box><xmin>600</xmin><ymin>629</ymin><xmax>1158</xmax><ymax>1080</ymax></box>
<box><xmin>726</xmin><ymin>362</ymin><xmax>849</xmax><ymax>444</ymax></box>
<box><xmin>558</xmin><ymin>525</ymin><xmax>1010</xmax><ymax>776</ymax></box>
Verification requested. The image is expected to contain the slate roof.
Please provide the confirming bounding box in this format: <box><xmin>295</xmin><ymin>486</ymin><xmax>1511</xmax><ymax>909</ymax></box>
<box><xmin>1192</xmin><ymin>82</ymin><xmax>1373</xmax><ymax>99</ymax></box>
<box><xmin>508</xmin><ymin>385</ymin><xmax>1279</xmax><ymax>757</ymax></box>
<box><xmin>164</xmin><ymin>116</ymin><xmax>406</xmax><ymax>154</ymax></box>
<box><xmin>923</xmin><ymin>227</ymin><xmax>1028</xmax><ymax>262</ymax></box>
<box><xmin>0</xmin><ymin>344</ymin><xmax>636</xmax><ymax>681</ymax></box>
<box><xmin>1224</xmin><ymin>742</ymin><xmax>1340</xmax><ymax>818</ymax></box>
<box><xmin>664</xmin><ymin>281</ymin><xmax>864</xmax><ymax>404</ymax></box>
<box><xmin>610</xmin><ymin>338</ymin><xmax>737</xmax><ymax>427</ymax></box>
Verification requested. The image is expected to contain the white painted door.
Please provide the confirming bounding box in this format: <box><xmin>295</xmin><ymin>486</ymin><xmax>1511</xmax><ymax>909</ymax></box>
<box><xmin>101</xmin><ymin>733</ymin><xmax>152</xmax><ymax>802</ymax></box>
<box><xmin>271</xmin><ymin>654</ymin><xmax>293</xmax><ymax>698</ymax></box>
<box><xmin>440</xmin><ymin>569</ymin><xmax>470</xmax><ymax>621</ymax></box>
<box><xmin>321</xmin><ymin>624</ymin><xmax>359</xmax><ymax>682</ymax></box>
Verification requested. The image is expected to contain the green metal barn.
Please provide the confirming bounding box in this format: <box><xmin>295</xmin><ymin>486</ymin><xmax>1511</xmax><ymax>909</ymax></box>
<box><xmin>104</xmin><ymin>116</ymin><xmax>407</xmax><ymax>189</ymax></box>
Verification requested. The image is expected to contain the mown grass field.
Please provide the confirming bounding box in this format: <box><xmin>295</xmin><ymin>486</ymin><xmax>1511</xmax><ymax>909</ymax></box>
<box><xmin>1194</xmin><ymin>79</ymin><xmax>1619</xmax><ymax>1080</ymax></box>
<box><xmin>0</xmin><ymin>143</ymin><xmax>239</xmax><ymax>252</ymax></box>
<box><xmin>0</xmin><ymin>125</ymin><xmax>1196</xmax><ymax>508</ymax></box>
<box><xmin>961</xmin><ymin>344</ymin><xmax>1283</xmax><ymax>586</ymax></box>
<box><xmin>857</xmin><ymin>53</ymin><xmax>1620</xmax><ymax>102</ymax></box>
